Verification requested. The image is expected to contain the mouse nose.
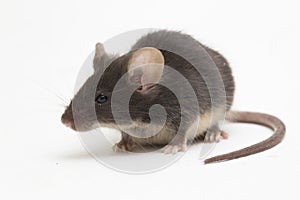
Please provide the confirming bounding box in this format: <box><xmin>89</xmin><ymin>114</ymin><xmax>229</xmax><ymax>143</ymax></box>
<box><xmin>61</xmin><ymin>114</ymin><xmax>76</xmax><ymax>130</ymax></box>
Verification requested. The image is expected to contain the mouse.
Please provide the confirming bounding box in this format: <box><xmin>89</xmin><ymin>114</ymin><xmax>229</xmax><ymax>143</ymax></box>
<box><xmin>61</xmin><ymin>30</ymin><xmax>285</xmax><ymax>164</ymax></box>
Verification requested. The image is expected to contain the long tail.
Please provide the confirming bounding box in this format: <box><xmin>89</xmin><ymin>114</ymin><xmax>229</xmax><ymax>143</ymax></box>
<box><xmin>204</xmin><ymin>111</ymin><xmax>286</xmax><ymax>164</ymax></box>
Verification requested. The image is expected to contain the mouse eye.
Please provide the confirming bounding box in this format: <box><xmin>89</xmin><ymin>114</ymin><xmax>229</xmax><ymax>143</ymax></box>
<box><xmin>96</xmin><ymin>94</ymin><xmax>108</xmax><ymax>104</ymax></box>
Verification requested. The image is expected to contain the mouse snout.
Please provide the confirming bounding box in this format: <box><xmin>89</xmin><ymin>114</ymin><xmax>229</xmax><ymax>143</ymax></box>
<box><xmin>61</xmin><ymin>112</ymin><xmax>76</xmax><ymax>130</ymax></box>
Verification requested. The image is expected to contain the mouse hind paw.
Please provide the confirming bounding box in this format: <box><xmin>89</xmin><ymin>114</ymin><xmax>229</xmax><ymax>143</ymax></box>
<box><xmin>204</xmin><ymin>126</ymin><xmax>229</xmax><ymax>143</ymax></box>
<box><xmin>160</xmin><ymin>135</ymin><xmax>187</xmax><ymax>154</ymax></box>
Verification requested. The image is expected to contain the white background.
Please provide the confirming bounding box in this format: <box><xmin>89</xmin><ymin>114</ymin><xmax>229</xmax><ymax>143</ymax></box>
<box><xmin>0</xmin><ymin>0</ymin><xmax>299</xmax><ymax>199</ymax></box>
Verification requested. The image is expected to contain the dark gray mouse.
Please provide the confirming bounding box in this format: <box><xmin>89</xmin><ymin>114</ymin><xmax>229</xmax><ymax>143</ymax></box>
<box><xmin>61</xmin><ymin>30</ymin><xmax>285</xmax><ymax>164</ymax></box>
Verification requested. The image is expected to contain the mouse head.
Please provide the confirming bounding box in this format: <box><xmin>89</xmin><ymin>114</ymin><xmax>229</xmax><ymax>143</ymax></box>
<box><xmin>61</xmin><ymin>43</ymin><xmax>165</xmax><ymax>131</ymax></box>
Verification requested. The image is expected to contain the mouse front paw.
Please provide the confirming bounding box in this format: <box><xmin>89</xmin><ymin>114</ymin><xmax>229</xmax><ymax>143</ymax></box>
<box><xmin>113</xmin><ymin>141</ymin><xmax>136</xmax><ymax>152</ymax></box>
<box><xmin>161</xmin><ymin>143</ymin><xmax>187</xmax><ymax>154</ymax></box>
<box><xmin>113</xmin><ymin>132</ymin><xmax>137</xmax><ymax>152</ymax></box>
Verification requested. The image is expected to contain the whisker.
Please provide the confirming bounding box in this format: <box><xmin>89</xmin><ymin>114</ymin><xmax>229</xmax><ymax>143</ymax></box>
<box><xmin>32</xmin><ymin>79</ymin><xmax>71</xmax><ymax>106</ymax></box>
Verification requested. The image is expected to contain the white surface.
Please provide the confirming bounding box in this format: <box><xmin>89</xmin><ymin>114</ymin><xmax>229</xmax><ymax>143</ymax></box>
<box><xmin>0</xmin><ymin>0</ymin><xmax>299</xmax><ymax>199</ymax></box>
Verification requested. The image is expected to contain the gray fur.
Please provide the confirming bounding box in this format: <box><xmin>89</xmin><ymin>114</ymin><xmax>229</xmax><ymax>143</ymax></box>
<box><xmin>61</xmin><ymin>30</ymin><xmax>285</xmax><ymax>164</ymax></box>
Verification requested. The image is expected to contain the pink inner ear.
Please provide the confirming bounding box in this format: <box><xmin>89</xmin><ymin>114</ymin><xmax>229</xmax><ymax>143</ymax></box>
<box><xmin>128</xmin><ymin>67</ymin><xmax>143</xmax><ymax>86</ymax></box>
<box><xmin>141</xmin><ymin>65</ymin><xmax>160</xmax><ymax>86</ymax></box>
<box><xmin>128</xmin><ymin>66</ymin><xmax>156</xmax><ymax>92</ymax></box>
<box><xmin>142</xmin><ymin>63</ymin><xmax>164</xmax><ymax>85</ymax></box>
<box><xmin>141</xmin><ymin>74</ymin><xmax>149</xmax><ymax>86</ymax></box>
<box><xmin>127</xmin><ymin>47</ymin><xmax>165</xmax><ymax>90</ymax></box>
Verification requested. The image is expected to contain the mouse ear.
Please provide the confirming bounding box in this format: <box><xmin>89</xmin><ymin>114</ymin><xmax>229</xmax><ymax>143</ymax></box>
<box><xmin>127</xmin><ymin>47</ymin><xmax>164</xmax><ymax>92</ymax></box>
<box><xmin>94</xmin><ymin>42</ymin><xmax>106</xmax><ymax>58</ymax></box>
<box><xmin>93</xmin><ymin>42</ymin><xmax>106</xmax><ymax>70</ymax></box>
